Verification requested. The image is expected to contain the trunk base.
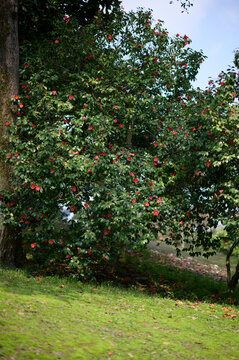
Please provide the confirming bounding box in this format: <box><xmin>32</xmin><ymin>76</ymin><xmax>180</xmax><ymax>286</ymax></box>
<box><xmin>0</xmin><ymin>225</ymin><xmax>25</xmax><ymax>268</ymax></box>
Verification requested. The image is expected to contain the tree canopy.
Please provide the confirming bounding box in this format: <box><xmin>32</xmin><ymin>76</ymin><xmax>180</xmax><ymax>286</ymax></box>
<box><xmin>18</xmin><ymin>0</ymin><xmax>121</xmax><ymax>43</ymax></box>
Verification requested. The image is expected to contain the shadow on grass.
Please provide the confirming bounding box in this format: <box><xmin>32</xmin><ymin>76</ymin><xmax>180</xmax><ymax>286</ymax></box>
<box><xmin>0</xmin><ymin>249</ymin><xmax>238</xmax><ymax>306</ymax></box>
<box><xmin>101</xmin><ymin>250</ymin><xmax>239</xmax><ymax>306</ymax></box>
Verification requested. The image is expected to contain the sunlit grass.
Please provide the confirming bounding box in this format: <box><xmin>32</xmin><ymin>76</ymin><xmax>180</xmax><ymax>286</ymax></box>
<box><xmin>0</xmin><ymin>262</ymin><xmax>239</xmax><ymax>359</ymax></box>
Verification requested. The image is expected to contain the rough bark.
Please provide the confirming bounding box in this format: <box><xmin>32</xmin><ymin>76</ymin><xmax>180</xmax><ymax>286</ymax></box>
<box><xmin>127</xmin><ymin>119</ymin><xmax>134</xmax><ymax>148</ymax></box>
<box><xmin>0</xmin><ymin>0</ymin><xmax>24</xmax><ymax>266</ymax></box>
<box><xmin>227</xmin><ymin>261</ymin><xmax>239</xmax><ymax>292</ymax></box>
<box><xmin>226</xmin><ymin>243</ymin><xmax>239</xmax><ymax>292</ymax></box>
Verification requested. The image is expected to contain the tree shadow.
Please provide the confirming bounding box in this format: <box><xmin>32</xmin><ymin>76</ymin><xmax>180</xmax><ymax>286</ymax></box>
<box><xmin>0</xmin><ymin>249</ymin><xmax>239</xmax><ymax>306</ymax></box>
<box><xmin>104</xmin><ymin>250</ymin><xmax>239</xmax><ymax>306</ymax></box>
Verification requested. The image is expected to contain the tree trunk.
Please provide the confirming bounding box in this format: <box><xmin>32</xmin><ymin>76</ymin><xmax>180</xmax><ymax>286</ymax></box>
<box><xmin>0</xmin><ymin>0</ymin><xmax>23</xmax><ymax>266</ymax></box>
<box><xmin>226</xmin><ymin>243</ymin><xmax>239</xmax><ymax>292</ymax></box>
<box><xmin>227</xmin><ymin>260</ymin><xmax>239</xmax><ymax>293</ymax></box>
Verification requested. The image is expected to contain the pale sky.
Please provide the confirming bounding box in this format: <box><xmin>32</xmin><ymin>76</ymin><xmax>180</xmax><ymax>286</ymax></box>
<box><xmin>121</xmin><ymin>0</ymin><xmax>239</xmax><ymax>89</ymax></box>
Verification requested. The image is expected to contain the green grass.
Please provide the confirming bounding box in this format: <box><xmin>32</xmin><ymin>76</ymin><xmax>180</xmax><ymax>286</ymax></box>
<box><xmin>0</xmin><ymin>261</ymin><xmax>239</xmax><ymax>360</ymax></box>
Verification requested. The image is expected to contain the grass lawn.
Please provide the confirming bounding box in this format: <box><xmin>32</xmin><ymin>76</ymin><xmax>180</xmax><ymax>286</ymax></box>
<box><xmin>0</xmin><ymin>250</ymin><xmax>239</xmax><ymax>360</ymax></box>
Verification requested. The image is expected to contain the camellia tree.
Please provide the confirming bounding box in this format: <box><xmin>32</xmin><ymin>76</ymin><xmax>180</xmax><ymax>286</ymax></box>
<box><xmin>166</xmin><ymin>51</ymin><xmax>239</xmax><ymax>291</ymax></box>
<box><xmin>0</xmin><ymin>0</ymin><xmax>121</xmax><ymax>266</ymax></box>
<box><xmin>1</xmin><ymin>7</ymin><xmax>238</xmax><ymax>289</ymax></box>
<box><xmin>186</xmin><ymin>57</ymin><xmax>239</xmax><ymax>291</ymax></box>
<box><xmin>0</xmin><ymin>8</ymin><xmax>205</xmax><ymax>275</ymax></box>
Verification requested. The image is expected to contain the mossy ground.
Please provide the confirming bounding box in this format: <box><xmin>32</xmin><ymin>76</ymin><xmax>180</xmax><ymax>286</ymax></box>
<box><xmin>1</xmin><ymin>249</ymin><xmax>239</xmax><ymax>360</ymax></box>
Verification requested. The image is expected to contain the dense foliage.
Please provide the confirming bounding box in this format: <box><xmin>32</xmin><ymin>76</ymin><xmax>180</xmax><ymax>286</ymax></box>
<box><xmin>1</xmin><ymin>8</ymin><xmax>238</xmax><ymax>286</ymax></box>
<box><xmin>18</xmin><ymin>0</ymin><xmax>121</xmax><ymax>43</ymax></box>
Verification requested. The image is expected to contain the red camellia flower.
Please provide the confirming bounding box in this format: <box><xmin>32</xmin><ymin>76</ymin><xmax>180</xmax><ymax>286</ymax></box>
<box><xmin>70</xmin><ymin>206</ymin><xmax>75</xmax><ymax>212</ymax></box>
<box><xmin>153</xmin><ymin>210</ymin><xmax>159</xmax><ymax>216</ymax></box>
<box><xmin>104</xmin><ymin>230</ymin><xmax>109</xmax><ymax>235</ymax></box>
<box><xmin>84</xmin><ymin>203</ymin><xmax>89</xmax><ymax>208</ymax></box>
<box><xmin>132</xmin><ymin>198</ymin><xmax>136</xmax><ymax>203</ymax></box>
<box><xmin>68</xmin><ymin>94</ymin><xmax>74</xmax><ymax>100</ymax></box>
<box><xmin>49</xmin><ymin>157</ymin><xmax>53</xmax><ymax>162</ymax></box>
<box><xmin>129</xmin><ymin>172</ymin><xmax>134</xmax><ymax>177</ymax></box>
<box><xmin>50</xmin><ymin>169</ymin><xmax>55</xmax><ymax>174</ymax></box>
<box><xmin>31</xmin><ymin>243</ymin><xmax>35</xmax><ymax>248</ymax></box>
<box><xmin>19</xmin><ymin>103</ymin><xmax>24</xmax><ymax>108</ymax></box>
<box><xmin>88</xmin><ymin>125</ymin><xmax>93</xmax><ymax>130</ymax></box>
<box><xmin>5</xmin><ymin>121</ymin><xmax>10</xmax><ymax>126</ymax></box>
<box><xmin>30</xmin><ymin>184</ymin><xmax>35</xmax><ymax>189</ymax></box>
<box><xmin>49</xmin><ymin>239</ymin><xmax>53</xmax><ymax>245</ymax></box>
<box><xmin>206</xmin><ymin>161</ymin><xmax>210</xmax><ymax>167</ymax></box>
<box><xmin>108</xmin><ymin>35</ymin><xmax>112</xmax><ymax>40</ymax></box>
<box><xmin>71</xmin><ymin>186</ymin><xmax>77</xmax><ymax>192</ymax></box>
<box><xmin>66</xmin><ymin>254</ymin><xmax>70</xmax><ymax>259</ymax></box>
<box><xmin>133</xmin><ymin>178</ymin><xmax>138</xmax><ymax>183</ymax></box>
<box><xmin>52</xmin><ymin>91</ymin><xmax>56</xmax><ymax>95</ymax></box>
<box><xmin>55</xmin><ymin>40</ymin><xmax>59</xmax><ymax>44</ymax></box>
<box><xmin>144</xmin><ymin>202</ymin><xmax>149</xmax><ymax>207</ymax></box>
<box><xmin>24</xmin><ymin>62</ymin><xmax>29</xmax><ymax>68</ymax></box>
<box><xmin>9</xmin><ymin>201</ymin><xmax>14</xmax><ymax>206</ymax></box>
<box><xmin>35</xmin><ymin>186</ymin><xmax>41</xmax><ymax>191</ymax></box>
